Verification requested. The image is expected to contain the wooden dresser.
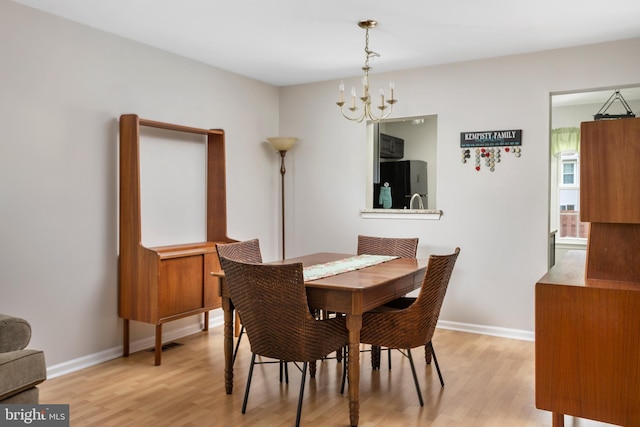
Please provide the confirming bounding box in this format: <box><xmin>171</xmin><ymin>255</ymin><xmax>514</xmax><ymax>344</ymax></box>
<box><xmin>535</xmin><ymin>250</ymin><xmax>640</xmax><ymax>426</ymax></box>
<box><xmin>535</xmin><ymin>117</ymin><xmax>640</xmax><ymax>426</ymax></box>
<box><xmin>118</xmin><ymin>114</ymin><xmax>233</xmax><ymax>365</ymax></box>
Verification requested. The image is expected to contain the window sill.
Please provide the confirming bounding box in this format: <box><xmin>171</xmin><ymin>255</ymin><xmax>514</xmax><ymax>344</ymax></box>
<box><xmin>555</xmin><ymin>239</ymin><xmax>587</xmax><ymax>250</ymax></box>
<box><xmin>360</xmin><ymin>209</ymin><xmax>443</xmax><ymax>220</ymax></box>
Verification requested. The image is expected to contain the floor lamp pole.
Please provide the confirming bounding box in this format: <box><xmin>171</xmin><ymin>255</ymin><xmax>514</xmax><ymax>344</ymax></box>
<box><xmin>267</xmin><ymin>137</ymin><xmax>297</xmax><ymax>261</ymax></box>
<box><xmin>279</xmin><ymin>150</ymin><xmax>287</xmax><ymax>260</ymax></box>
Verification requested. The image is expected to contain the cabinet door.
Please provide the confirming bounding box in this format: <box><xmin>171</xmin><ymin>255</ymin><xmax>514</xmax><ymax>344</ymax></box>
<box><xmin>158</xmin><ymin>256</ymin><xmax>203</xmax><ymax>318</ymax></box>
<box><xmin>580</xmin><ymin>118</ymin><xmax>640</xmax><ymax>223</ymax></box>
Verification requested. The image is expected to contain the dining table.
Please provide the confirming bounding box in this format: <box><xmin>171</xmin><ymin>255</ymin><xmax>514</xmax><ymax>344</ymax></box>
<box><xmin>219</xmin><ymin>252</ymin><xmax>428</xmax><ymax>426</ymax></box>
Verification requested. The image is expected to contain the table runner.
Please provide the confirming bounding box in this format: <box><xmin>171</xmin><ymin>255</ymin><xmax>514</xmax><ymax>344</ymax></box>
<box><xmin>303</xmin><ymin>254</ymin><xmax>398</xmax><ymax>281</ymax></box>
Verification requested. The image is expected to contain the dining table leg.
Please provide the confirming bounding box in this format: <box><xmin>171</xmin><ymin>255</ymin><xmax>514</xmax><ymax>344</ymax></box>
<box><xmin>346</xmin><ymin>313</ymin><xmax>362</xmax><ymax>427</ymax></box>
<box><xmin>222</xmin><ymin>293</ymin><xmax>234</xmax><ymax>394</ymax></box>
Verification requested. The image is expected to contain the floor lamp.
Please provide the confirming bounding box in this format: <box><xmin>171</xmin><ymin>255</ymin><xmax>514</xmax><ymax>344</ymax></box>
<box><xmin>267</xmin><ymin>137</ymin><xmax>298</xmax><ymax>260</ymax></box>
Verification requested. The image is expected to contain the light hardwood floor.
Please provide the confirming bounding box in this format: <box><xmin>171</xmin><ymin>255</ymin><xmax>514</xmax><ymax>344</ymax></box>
<box><xmin>39</xmin><ymin>328</ymin><xmax>614</xmax><ymax>426</ymax></box>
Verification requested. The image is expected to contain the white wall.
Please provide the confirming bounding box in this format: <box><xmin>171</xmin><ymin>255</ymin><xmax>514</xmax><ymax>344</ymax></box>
<box><xmin>279</xmin><ymin>38</ymin><xmax>640</xmax><ymax>335</ymax></box>
<box><xmin>0</xmin><ymin>1</ymin><xmax>281</xmax><ymax>369</ymax></box>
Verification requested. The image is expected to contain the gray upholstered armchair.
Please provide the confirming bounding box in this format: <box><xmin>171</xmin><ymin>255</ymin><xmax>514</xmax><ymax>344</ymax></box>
<box><xmin>0</xmin><ymin>314</ymin><xmax>46</xmax><ymax>403</ymax></box>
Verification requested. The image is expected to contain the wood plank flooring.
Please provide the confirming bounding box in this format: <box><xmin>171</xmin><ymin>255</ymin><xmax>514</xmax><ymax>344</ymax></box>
<box><xmin>39</xmin><ymin>328</ymin><xmax>615</xmax><ymax>426</ymax></box>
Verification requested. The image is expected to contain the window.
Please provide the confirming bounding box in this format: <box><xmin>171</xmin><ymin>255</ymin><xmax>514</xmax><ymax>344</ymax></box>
<box><xmin>556</xmin><ymin>152</ymin><xmax>589</xmax><ymax>239</ymax></box>
<box><xmin>562</xmin><ymin>161</ymin><xmax>576</xmax><ymax>185</ymax></box>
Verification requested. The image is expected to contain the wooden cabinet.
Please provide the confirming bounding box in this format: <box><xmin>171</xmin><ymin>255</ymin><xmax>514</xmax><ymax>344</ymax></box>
<box><xmin>536</xmin><ymin>117</ymin><xmax>640</xmax><ymax>426</ymax></box>
<box><xmin>580</xmin><ymin>118</ymin><xmax>640</xmax><ymax>224</ymax></box>
<box><xmin>118</xmin><ymin>114</ymin><xmax>233</xmax><ymax>365</ymax></box>
<box><xmin>535</xmin><ymin>251</ymin><xmax>640</xmax><ymax>427</ymax></box>
<box><xmin>580</xmin><ymin>118</ymin><xmax>640</xmax><ymax>284</ymax></box>
<box><xmin>380</xmin><ymin>133</ymin><xmax>404</xmax><ymax>159</ymax></box>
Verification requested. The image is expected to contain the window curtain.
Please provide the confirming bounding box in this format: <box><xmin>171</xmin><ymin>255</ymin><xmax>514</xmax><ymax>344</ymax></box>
<box><xmin>551</xmin><ymin>127</ymin><xmax>580</xmax><ymax>155</ymax></box>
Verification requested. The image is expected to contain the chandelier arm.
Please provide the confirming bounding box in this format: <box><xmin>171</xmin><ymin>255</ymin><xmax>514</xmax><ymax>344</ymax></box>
<box><xmin>340</xmin><ymin>109</ymin><xmax>366</xmax><ymax>123</ymax></box>
<box><xmin>338</xmin><ymin>101</ymin><xmax>395</xmax><ymax>123</ymax></box>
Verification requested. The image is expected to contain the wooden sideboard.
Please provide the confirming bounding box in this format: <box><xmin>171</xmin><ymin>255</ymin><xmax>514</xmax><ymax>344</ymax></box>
<box><xmin>536</xmin><ymin>117</ymin><xmax>640</xmax><ymax>426</ymax></box>
<box><xmin>535</xmin><ymin>251</ymin><xmax>640</xmax><ymax>426</ymax></box>
<box><xmin>118</xmin><ymin>114</ymin><xmax>233</xmax><ymax>365</ymax></box>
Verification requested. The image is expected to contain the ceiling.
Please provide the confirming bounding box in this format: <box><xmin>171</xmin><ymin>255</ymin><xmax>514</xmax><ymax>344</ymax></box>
<box><xmin>10</xmin><ymin>0</ymin><xmax>640</xmax><ymax>88</ymax></box>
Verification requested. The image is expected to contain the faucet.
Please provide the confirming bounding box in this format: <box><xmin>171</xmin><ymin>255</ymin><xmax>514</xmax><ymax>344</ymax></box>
<box><xmin>409</xmin><ymin>193</ymin><xmax>424</xmax><ymax>210</ymax></box>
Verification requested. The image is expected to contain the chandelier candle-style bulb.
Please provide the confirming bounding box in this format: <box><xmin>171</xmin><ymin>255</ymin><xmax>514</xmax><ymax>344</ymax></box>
<box><xmin>336</xmin><ymin>19</ymin><xmax>398</xmax><ymax>123</ymax></box>
<box><xmin>350</xmin><ymin>87</ymin><xmax>357</xmax><ymax>110</ymax></box>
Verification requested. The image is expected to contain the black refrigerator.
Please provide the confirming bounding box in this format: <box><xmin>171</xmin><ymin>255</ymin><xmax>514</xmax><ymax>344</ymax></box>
<box><xmin>374</xmin><ymin>160</ymin><xmax>428</xmax><ymax>209</ymax></box>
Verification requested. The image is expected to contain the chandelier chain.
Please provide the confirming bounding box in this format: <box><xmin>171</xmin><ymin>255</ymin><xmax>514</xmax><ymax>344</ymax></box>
<box><xmin>364</xmin><ymin>28</ymin><xmax>370</xmax><ymax>72</ymax></box>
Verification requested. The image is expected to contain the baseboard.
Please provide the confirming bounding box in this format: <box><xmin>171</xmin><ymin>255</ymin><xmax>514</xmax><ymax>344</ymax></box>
<box><xmin>437</xmin><ymin>320</ymin><xmax>534</xmax><ymax>342</ymax></box>
<box><xmin>46</xmin><ymin>315</ymin><xmax>531</xmax><ymax>379</ymax></box>
<box><xmin>46</xmin><ymin>312</ymin><xmax>225</xmax><ymax>379</ymax></box>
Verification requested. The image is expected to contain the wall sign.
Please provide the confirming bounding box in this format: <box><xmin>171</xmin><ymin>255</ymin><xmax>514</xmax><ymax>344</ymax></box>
<box><xmin>460</xmin><ymin>129</ymin><xmax>522</xmax><ymax>172</ymax></box>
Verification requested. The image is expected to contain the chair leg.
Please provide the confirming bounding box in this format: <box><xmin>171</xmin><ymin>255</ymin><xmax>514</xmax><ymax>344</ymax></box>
<box><xmin>407</xmin><ymin>349</ymin><xmax>424</xmax><ymax>407</ymax></box>
<box><xmin>425</xmin><ymin>342</ymin><xmax>432</xmax><ymax>364</ymax></box>
<box><xmin>242</xmin><ymin>353</ymin><xmax>257</xmax><ymax>414</ymax></box>
<box><xmin>232</xmin><ymin>325</ymin><xmax>244</xmax><ymax>365</ymax></box>
<box><xmin>296</xmin><ymin>362</ymin><xmax>308</xmax><ymax>427</ymax></box>
<box><xmin>428</xmin><ymin>341</ymin><xmax>444</xmax><ymax>387</ymax></box>
<box><xmin>387</xmin><ymin>347</ymin><xmax>392</xmax><ymax>370</ymax></box>
<box><xmin>279</xmin><ymin>361</ymin><xmax>289</xmax><ymax>384</ymax></box>
<box><xmin>340</xmin><ymin>346</ymin><xmax>348</xmax><ymax>395</ymax></box>
<box><xmin>371</xmin><ymin>345</ymin><xmax>381</xmax><ymax>370</ymax></box>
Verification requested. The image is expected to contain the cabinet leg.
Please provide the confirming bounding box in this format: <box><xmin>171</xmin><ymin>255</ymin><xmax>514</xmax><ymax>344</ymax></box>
<box><xmin>123</xmin><ymin>319</ymin><xmax>130</xmax><ymax>357</ymax></box>
<box><xmin>552</xmin><ymin>412</ymin><xmax>564</xmax><ymax>427</ymax></box>
<box><xmin>154</xmin><ymin>324</ymin><xmax>162</xmax><ymax>366</ymax></box>
<box><xmin>203</xmin><ymin>311</ymin><xmax>209</xmax><ymax>331</ymax></box>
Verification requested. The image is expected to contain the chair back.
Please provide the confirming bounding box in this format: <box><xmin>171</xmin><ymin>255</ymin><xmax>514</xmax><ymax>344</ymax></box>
<box><xmin>218</xmin><ymin>257</ymin><xmax>346</xmax><ymax>362</ymax></box>
<box><xmin>216</xmin><ymin>238</ymin><xmax>262</xmax><ymax>263</ymax></box>
<box><xmin>412</xmin><ymin>248</ymin><xmax>460</xmax><ymax>343</ymax></box>
<box><xmin>357</xmin><ymin>235</ymin><xmax>419</xmax><ymax>258</ymax></box>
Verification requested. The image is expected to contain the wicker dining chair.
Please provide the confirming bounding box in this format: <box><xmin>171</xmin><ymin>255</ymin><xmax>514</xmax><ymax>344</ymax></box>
<box><xmin>358</xmin><ymin>247</ymin><xmax>460</xmax><ymax>406</ymax></box>
<box><xmin>356</xmin><ymin>235</ymin><xmax>419</xmax><ymax>259</ymax></box>
<box><xmin>356</xmin><ymin>235</ymin><xmax>419</xmax><ymax>369</ymax></box>
<box><xmin>219</xmin><ymin>257</ymin><xmax>348</xmax><ymax>427</ymax></box>
<box><xmin>215</xmin><ymin>239</ymin><xmax>263</xmax><ymax>367</ymax></box>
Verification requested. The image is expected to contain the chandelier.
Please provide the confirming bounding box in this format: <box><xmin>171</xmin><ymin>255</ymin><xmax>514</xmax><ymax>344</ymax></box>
<box><xmin>336</xmin><ymin>20</ymin><xmax>397</xmax><ymax>123</ymax></box>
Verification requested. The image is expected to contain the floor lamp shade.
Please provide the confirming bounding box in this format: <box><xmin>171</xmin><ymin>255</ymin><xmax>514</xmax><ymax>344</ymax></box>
<box><xmin>267</xmin><ymin>137</ymin><xmax>298</xmax><ymax>152</ymax></box>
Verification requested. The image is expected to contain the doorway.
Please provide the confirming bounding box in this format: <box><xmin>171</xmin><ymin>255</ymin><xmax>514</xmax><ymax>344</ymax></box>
<box><xmin>549</xmin><ymin>85</ymin><xmax>640</xmax><ymax>266</ymax></box>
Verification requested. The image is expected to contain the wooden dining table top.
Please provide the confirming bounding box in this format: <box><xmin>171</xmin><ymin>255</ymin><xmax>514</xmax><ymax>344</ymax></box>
<box><xmin>271</xmin><ymin>252</ymin><xmax>429</xmax><ymax>314</ymax></box>
<box><xmin>273</xmin><ymin>252</ymin><xmax>428</xmax><ymax>288</ymax></box>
